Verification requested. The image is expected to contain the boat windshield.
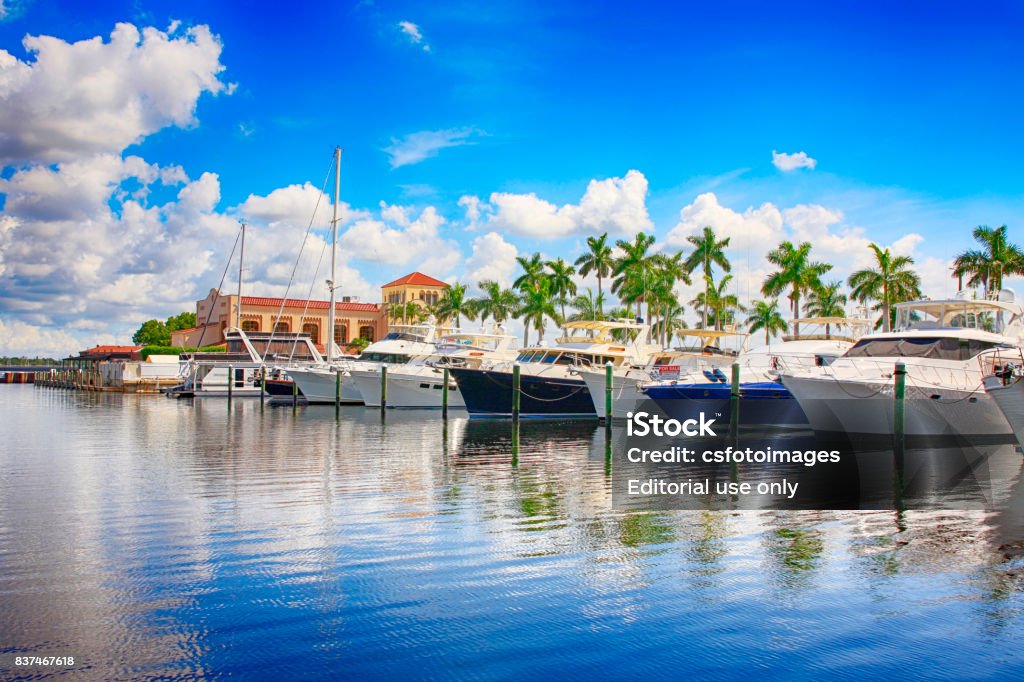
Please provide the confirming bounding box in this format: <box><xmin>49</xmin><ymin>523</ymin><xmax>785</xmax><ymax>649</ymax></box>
<box><xmin>358</xmin><ymin>352</ymin><xmax>412</xmax><ymax>363</ymax></box>
<box><xmin>844</xmin><ymin>336</ymin><xmax>1002</xmax><ymax>361</ymax></box>
<box><xmin>514</xmin><ymin>350</ymin><xmax>620</xmax><ymax>366</ymax></box>
<box><xmin>896</xmin><ymin>304</ymin><xmax>1010</xmax><ymax>335</ymax></box>
<box><xmin>383</xmin><ymin>332</ymin><xmax>426</xmax><ymax>342</ymax></box>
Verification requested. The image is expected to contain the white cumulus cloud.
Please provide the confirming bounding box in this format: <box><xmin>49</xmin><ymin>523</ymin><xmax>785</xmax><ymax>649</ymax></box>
<box><xmin>772</xmin><ymin>150</ymin><xmax>817</xmax><ymax>171</ymax></box>
<box><xmin>486</xmin><ymin>170</ymin><xmax>653</xmax><ymax>239</ymax></box>
<box><xmin>464</xmin><ymin>232</ymin><xmax>519</xmax><ymax>288</ymax></box>
<box><xmin>0</xmin><ymin>22</ymin><xmax>231</xmax><ymax>165</ymax></box>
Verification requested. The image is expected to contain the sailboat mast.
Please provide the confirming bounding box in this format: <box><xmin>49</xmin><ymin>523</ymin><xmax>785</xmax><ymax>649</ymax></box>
<box><xmin>236</xmin><ymin>221</ymin><xmax>246</xmax><ymax>330</ymax></box>
<box><xmin>327</xmin><ymin>147</ymin><xmax>341</xmax><ymax>363</ymax></box>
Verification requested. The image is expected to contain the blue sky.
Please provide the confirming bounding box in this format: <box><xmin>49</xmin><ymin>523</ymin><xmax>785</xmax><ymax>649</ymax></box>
<box><xmin>0</xmin><ymin>0</ymin><xmax>1022</xmax><ymax>355</ymax></box>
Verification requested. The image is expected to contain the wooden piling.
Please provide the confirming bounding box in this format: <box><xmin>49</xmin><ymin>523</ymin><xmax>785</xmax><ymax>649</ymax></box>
<box><xmin>442</xmin><ymin>367</ymin><xmax>449</xmax><ymax>419</ymax></box>
<box><xmin>604</xmin><ymin>361</ymin><xmax>614</xmax><ymax>426</ymax></box>
<box><xmin>512</xmin><ymin>363</ymin><xmax>521</xmax><ymax>423</ymax></box>
<box><xmin>730</xmin><ymin>362</ymin><xmax>741</xmax><ymax>438</ymax></box>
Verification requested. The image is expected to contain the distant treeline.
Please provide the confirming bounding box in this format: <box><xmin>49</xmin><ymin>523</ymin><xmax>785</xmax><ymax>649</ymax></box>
<box><xmin>140</xmin><ymin>346</ymin><xmax>226</xmax><ymax>360</ymax></box>
<box><xmin>0</xmin><ymin>357</ymin><xmax>60</xmax><ymax>365</ymax></box>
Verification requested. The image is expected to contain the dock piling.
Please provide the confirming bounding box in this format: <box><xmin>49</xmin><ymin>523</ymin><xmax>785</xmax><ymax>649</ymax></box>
<box><xmin>729</xmin><ymin>363</ymin><xmax>740</xmax><ymax>439</ymax></box>
<box><xmin>336</xmin><ymin>369</ymin><xmax>342</xmax><ymax>415</ymax></box>
<box><xmin>893</xmin><ymin>361</ymin><xmax>906</xmax><ymax>452</ymax></box>
<box><xmin>442</xmin><ymin>367</ymin><xmax>449</xmax><ymax>420</ymax></box>
<box><xmin>604</xmin><ymin>361</ymin><xmax>614</xmax><ymax>427</ymax></box>
<box><xmin>381</xmin><ymin>365</ymin><xmax>388</xmax><ymax>411</ymax></box>
<box><xmin>512</xmin><ymin>363</ymin><xmax>521</xmax><ymax>423</ymax></box>
<box><xmin>227</xmin><ymin>365</ymin><xmax>234</xmax><ymax>406</ymax></box>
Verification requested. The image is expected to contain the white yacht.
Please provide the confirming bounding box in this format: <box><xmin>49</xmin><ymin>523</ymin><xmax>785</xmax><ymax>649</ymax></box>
<box><xmin>982</xmin><ymin>347</ymin><xmax>1024</xmax><ymax>446</ymax></box>
<box><xmin>167</xmin><ymin>330</ymin><xmax>322</xmax><ymax>398</ymax></box>
<box><xmin>779</xmin><ymin>292</ymin><xmax>1023</xmax><ymax>439</ymax></box>
<box><xmin>287</xmin><ymin>323</ymin><xmax>445</xmax><ymax>404</ymax></box>
<box><xmin>448</xmin><ymin>319</ymin><xmax>653</xmax><ymax>418</ymax></box>
<box><xmin>636</xmin><ymin>317</ymin><xmax>871</xmax><ymax>428</ymax></box>
<box><xmin>576</xmin><ymin>329</ymin><xmax>747</xmax><ymax>420</ymax></box>
<box><xmin>349</xmin><ymin>329</ymin><xmax>519</xmax><ymax>408</ymax></box>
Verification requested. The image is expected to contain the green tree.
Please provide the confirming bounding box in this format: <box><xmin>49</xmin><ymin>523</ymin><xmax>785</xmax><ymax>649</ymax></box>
<box><xmin>166</xmin><ymin>311</ymin><xmax>197</xmax><ymax>331</ymax></box>
<box><xmin>518</xmin><ymin>278</ymin><xmax>560</xmax><ymax>345</ymax></box>
<box><xmin>470</xmin><ymin>280</ymin><xmax>520</xmax><ymax>326</ymax></box>
<box><xmin>805</xmin><ymin>281</ymin><xmax>848</xmax><ymax>338</ymax></box>
<box><xmin>612</xmin><ymin>232</ymin><xmax>656</xmax><ymax>316</ymax></box>
<box><xmin>545</xmin><ymin>257</ymin><xmax>578</xmax><ymax>322</ymax></box>
<box><xmin>690</xmin><ymin>274</ymin><xmax>743</xmax><ymax>331</ymax></box>
<box><xmin>952</xmin><ymin>225</ymin><xmax>1024</xmax><ymax>295</ymax></box>
<box><xmin>761</xmin><ymin>241</ymin><xmax>832</xmax><ymax>333</ymax></box>
<box><xmin>513</xmin><ymin>252</ymin><xmax>547</xmax><ymax>293</ymax></box>
<box><xmin>847</xmin><ymin>244</ymin><xmax>922</xmax><ymax>332</ymax></box>
<box><xmin>746</xmin><ymin>300</ymin><xmax>789</xmax><ymax>345</ymax></box>
<box><xmin>132</xmin><ymin>319</ymin><xmax>170</xmax><ymax>345</ymax></box>
<box><xmin>652</xmin><ymin>299</ymin><xmax>687</xmax><ymax>347</ymax></box>
<box><xmin>646</xmin><ymin>251</ymin><xmax>690</xmax><ymax>340</ymax></box>
<box><xmin>569</xmin><ymin>289</ymin><xmax>607</xmax><ymax>322</ymax></box>
<box><xmin>431</xmin><ymin>282</ymin><xmax>476</xmax><ymax>328</ymax></box>
<box><xmin>684</xmin><ymin>226</ymin><xmax>732</xmax><ymax>329</ymax></box>
<box><xmin>574</xmin><ymin>233</ymin><xmax>614</xmax><ymax>315</ymax></box>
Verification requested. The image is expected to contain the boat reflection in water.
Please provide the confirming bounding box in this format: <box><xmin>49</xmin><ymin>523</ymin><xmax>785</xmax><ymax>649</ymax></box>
<box><xmin>5</xmin><ymin>388</ymin><xmax>1024</xmax><ymax>678</ymax></box>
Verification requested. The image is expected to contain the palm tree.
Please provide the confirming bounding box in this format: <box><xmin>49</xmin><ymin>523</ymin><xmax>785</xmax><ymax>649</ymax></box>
<box><xmin>805</xmin><ymin>281</ymin><xmax>848</xmax><ymax>338</ymax></box>
<box><xmin>952</xmin><ymin>225</ymin><xmax>1024</xmax><ymax>295</ymax></box>
<box><xmin>518</xmin><ymin>278</ymin><xmax>560</xmax><ymax>345</ymax></box>
<box><xmin>574</xmin><ymin>233</ymin><xmax>614</xmax><ymax>315</ymax></box>
<box><xmin>612</xmin><ymin>232</ymin><xmax>656</xmax><ymax>316</ymax></box>
<box><xmin>646</xmin><ymin>251</ymin><xmax>690</xmax><ymax>338</ymax></box>
<box><xmin>652</xmin><ymin>299</ymin><xmax>687</xmax><ymax>348</ymax></box>
<box><xmin>430</xmin><ymin>282</ymin><xmax>476</xmax><ymax>329</ymax></box>
<box><xmin>746</xmin><ymin>300</ymin><xmax>788</xmax><ymax>345</ymax></box>
<box><xmin>762</xmin><ymin>241</ymin><xmax>832</xmax><ymax>334</ymax></box>
<box><xmin>847</xmin><ymin>243</ymin><xmax>921</xmax><ymax>332</ymax></box>
<box><xmin>388</xmin><ymin>301</ymin><xmax>421</xmax><ymax>325</ymax></box>
<box><xmin>513</xmin><ymin>252</ymin><xmax>547</xmax><ymax>293</ymax></box>
<box><xmin>470</xmin><ymin>280</ymin><xmax>520</xmax><ymax>326</ymax></box>
<box><xmin>684</xmin><ymin>226</ymin><xmax>731</xmax><ymax>329</ymax></box>
<box><xmin>545</xmin><ymin>257</ymin><xmax>578</xmax><ymax>322</ymax></box>
<box><xmin>569</xmin><ymin>289</ymin><xmax>607</xmax><ymax>322</ymax></box>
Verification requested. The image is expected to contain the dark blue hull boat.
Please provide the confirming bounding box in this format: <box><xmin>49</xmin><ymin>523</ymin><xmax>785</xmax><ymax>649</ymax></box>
<box><xmin>642</xmin><ymin>381</ymin><xmax>807</xmax><ymax>428</ymax></box>
<box><xmin>448</xmin><ymin>367</ymin><xmax>596</xmax><ymax>418</ymax></box>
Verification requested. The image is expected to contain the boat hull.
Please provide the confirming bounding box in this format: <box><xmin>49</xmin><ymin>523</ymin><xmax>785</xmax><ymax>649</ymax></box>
<box><xmin>448</xmin><ymin>367</ymin><xmax>596</xmax><ymax>418</ymax></box>
<box><xmin>983</xmin><ymin>376</ymin><xmax>1024</xmax><ymax>447</ymax></box>
<box><xmin>642</xmin><ymin>381</ymin><xmax>807</xmax><ymax>428</ymax></box>
<box><xmin>350</xmin><ymin>367</ymin><xmax>465</xmax><ymax>409</ymax></box>
<box><xmin>288</xmin><ymin>367</ymin><xmax>364</xmax><ymax>404</ymax></box>
<box><xmin>782</xmin><ymin>374</ymin><xmax>1013</xmax><ymax>441</ymax></box>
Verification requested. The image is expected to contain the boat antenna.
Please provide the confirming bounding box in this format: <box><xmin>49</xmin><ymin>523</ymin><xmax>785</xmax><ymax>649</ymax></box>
<box><xmin>236</xmin><ymin>221</ymin><xmax>246</xmax><ymax>330</ymax></box>
<box><xmin>327</xmin><ymin>146</ymin><xmax>342</xmax><ymax>364</ymax></box>
<box><xmin>194</xmin><ymin>224</ymin><xmax>243</xmax><ymax>351</ymax></box>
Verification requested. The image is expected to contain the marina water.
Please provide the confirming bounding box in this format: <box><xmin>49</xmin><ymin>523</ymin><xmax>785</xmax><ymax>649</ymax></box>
<box><xmin>3</xmin><ymin>385</ymin><xmax>1024</xmax><ymax>679</ymax></box>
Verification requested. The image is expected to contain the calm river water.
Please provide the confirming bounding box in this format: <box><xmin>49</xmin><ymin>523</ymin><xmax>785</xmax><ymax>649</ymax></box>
<box><xmin>3</xmin><ymin>385</ymin><xmax>1024</xmax><ymax>679</ymax></box>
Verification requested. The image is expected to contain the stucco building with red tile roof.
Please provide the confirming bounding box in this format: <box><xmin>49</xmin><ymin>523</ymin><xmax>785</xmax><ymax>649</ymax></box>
<box><xmin>171</xmin><ymin>272</ymin><xmax>449</xmax><ymax>350</ymax></box>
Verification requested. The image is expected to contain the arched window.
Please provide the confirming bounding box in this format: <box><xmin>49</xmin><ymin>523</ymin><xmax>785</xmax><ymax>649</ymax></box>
<box><xmin>334</xmin><ymin>324</ymin><xmax>348</xmax><ymax>344</ymax></box>
<box><xmin>302</xmin><ymin>323</ymin><xmax>319</xmax><ymax>344</ymax></box>
<box><xmin>359</xmin><ymin>325</ymin><xmax>374</xmax><ymax>342</ymax></box>
<box><xmin>274</xmin><ymin>321</ymin><xmax>290</xmax><ymax>333</ymax></box>
<box><xmin>241</xmin><ymin>320</ymin><xmax>260</xmax><ymax>332</ymax></box>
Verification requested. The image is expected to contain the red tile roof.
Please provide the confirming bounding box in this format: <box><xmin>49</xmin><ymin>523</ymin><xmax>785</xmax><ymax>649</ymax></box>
<box><xmin>380</xmin><ymin>272</ymin><xmax>449</xmax><ymax>288</ymax></box>
<box><xmin>83</xmin><ymin>345</ymin><xmax>143</xmax><ymax>353</ymax></box>
<box><xmin>241</xmin><ymin>296</ymin><xmax>380</xmax><ymax>312</ymax></box>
